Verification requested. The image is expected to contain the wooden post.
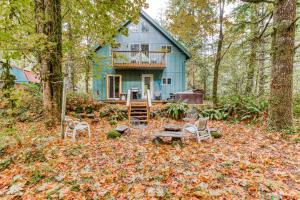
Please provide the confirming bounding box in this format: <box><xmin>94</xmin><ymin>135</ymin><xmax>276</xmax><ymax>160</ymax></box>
<box><xmin>61</xmin><ymin>77</ymin><xmax>67</xmax><ymax>139</ymax></box>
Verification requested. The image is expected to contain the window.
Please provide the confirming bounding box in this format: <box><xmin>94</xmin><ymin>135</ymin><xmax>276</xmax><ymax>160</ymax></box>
<box><xmin>167</xmin><ymin>78</ymin><xmax>172</xmax><ymax>85</ymax></box>
<box><xmin>130</xmin><ymin>44</ymin><xmax>140</xmax><ymax>62</ymax></box>
<box><xmin>141</xmin><ymin>21</ymin><xmax>149</xmax><ymax>32</ymax></box>
<box><xmin>162</xmin><ymin>45</ymin><xmax>172</xmax><ymax>53</ymax></box>
<box><xmin>141</xmin><ymin>44</ymin><xmax>150</xmax><ymax>61</ymax></box>
<box><xmin>129</xmin><ymin>24</ymin><xmax>139</xmax><ymax>32</ymax></box>
<box><xmin>162</xmin><ymin>78</ymin><xmax>172</xmax><ymax>85</ymax></box>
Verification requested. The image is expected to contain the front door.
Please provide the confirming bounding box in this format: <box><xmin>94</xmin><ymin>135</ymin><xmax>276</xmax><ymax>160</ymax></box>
<box><xmin>107</xmin><ymin>75</ymin><xmax>122</xmax><ymax>99</ymax></box>
<box><xmin>141</xmin><ymin>74</ymin><xmax>153</xmax><ymax>99</ymax></box>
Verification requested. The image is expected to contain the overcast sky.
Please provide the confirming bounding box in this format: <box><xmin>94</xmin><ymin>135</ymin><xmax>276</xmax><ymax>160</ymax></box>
<box><xmin>145</xmin><ymin>0</ymin><xmax>168</xmax><ymax>19</ymax></box>
<box><xmin>145</xmin><ymin>0</ymin><xmax>236</xmax><ymax>21</ymax></box>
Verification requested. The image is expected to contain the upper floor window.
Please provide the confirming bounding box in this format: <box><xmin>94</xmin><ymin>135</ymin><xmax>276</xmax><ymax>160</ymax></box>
<box><xmin>162</xmin><ymin>78</ymin><xmax>172</xmax><ymax>85</ymax></box>
<box><xmin>141</xmin><ymin>21</ymin><xmax>149</xmax><ymax>32</ymax></box>
<box><xmin>129</xmin><ymin>24</ymin><xmax>139</xmax><ymax>32</ymax></box>
<box><xmin>162</xmin><ymin>45</ymin><xmax>172</xmax><ymax>53</ymax></box>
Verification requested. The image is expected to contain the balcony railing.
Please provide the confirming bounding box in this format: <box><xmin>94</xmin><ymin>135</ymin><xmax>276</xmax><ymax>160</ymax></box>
<box><xmin>112</xmin><ymin>51</ymin><xmax>166</xmax><ymax>69</ymax></box>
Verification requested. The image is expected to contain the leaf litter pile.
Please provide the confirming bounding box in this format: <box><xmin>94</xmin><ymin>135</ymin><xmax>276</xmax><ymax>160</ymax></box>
<box><xmin>0</xmin><ymin>119</ymin><xmax>299</xmax><ymax>199</ymax></box>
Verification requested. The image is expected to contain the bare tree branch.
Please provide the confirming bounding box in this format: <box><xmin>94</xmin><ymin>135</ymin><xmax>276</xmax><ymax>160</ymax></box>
<box><xmin>258</xmin><ymin>12</ymin><xmax>273</xmax><ymax>39</ymax></box>
<box><xmin>220</xmin><ymin>42</ymin><xmax>233</xmax><ymax>61</ymax></box>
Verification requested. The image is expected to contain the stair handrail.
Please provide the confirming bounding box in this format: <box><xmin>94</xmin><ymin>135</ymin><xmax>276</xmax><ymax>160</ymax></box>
<box><xmin>126</xmin><ymin>89</ymin><xmax>131</xmax><ymax>107</ymax></box>
<box><xmin>147</xmin><ymin>89</ymin><xmax>152</xmax><ymax>107</ymax></box>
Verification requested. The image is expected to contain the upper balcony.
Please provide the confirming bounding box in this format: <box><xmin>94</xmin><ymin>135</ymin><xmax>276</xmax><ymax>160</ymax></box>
<box><xmin>112</xmin><ymin>51</ymin><xmax>167</xmax><ymax>69</ymax></box>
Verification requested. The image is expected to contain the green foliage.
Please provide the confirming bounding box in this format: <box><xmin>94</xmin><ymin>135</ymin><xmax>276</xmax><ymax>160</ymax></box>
<box><xmin>109</xmin><ymin>120</ymin><xmax>117</xmax><ymax>126</ymax></box>
<box><xmin>85</xmin><ymin>105</ymin><xmax>93</xmax><ymax>114</ymax></box>
<box><xmin>0</xmin><ymin>61</ymin><xmax>16</xmax><ymax>93</ymax></box>
<box><xmin>293</xmin><ymin>93</ymin><xmax>300</xmax><ymax>118</ymax></box>
<box><xmin>100</xmin><ymin>105</ymin><xmax>127</xmax><ymax>121</ymax></box>
<box><xmin>0</xmin><ymin>145</ymin><xmax>9</xmax><ymax>157</ymax></box>
<box><xmin>23</xmin><ymin>148</ymin><xmax>46</xmax><ymax>163</ymax></box>
<box><xmin>200</xmin><ymin>108</ymin><xmax>229</xmax><ymax>120</ymax></box>
<box><xmin>211</xmin><ymin>131</ymin><xmax>222</xmax><ymax>138</ymax></box>
<box><xmin>74</xmin><ymin>106</ymin><xmax>84</xmax><ymax>114</ymax></box>
<box><xmin>28</xmin><ymin>170</ymin><xmax>45</xmax><ymax>185</ymax></box>
<box><xmin>0</xmin><ymin>84</ymin><xmax>43</xmax><ymax>122</ymax></box>
<box><xmin>165</xmin><ymin>101</ymin><xmax>189</xmax><ymax>120</ymax></box>
<box><xmin>106</xmin><ymin>130</ymin><xmax>121</xmax><ymax>139</ymax></box>
<box><xmin>200</xmin><ymin>96</ymin><xmax>268</xmax><ymax>123</ymax></box>
<box><xmin>0</xmin><ymin>158</ymin><xmax>12</xmax><ymax>171</ymax></box>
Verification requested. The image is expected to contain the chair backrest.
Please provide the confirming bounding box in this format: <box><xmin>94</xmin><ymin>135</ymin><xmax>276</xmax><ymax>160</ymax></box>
<box><xmin>65</xmin><ymin>116</ymin><xmax>75</xmax><ymax>129</ymax></box>
<box><xmin>195</xmin><ymin>117</ymin><xmax>209</xmax><ymax>131</ymax></box>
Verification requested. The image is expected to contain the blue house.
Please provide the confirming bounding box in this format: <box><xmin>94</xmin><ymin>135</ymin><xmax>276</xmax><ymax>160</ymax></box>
<box><xmin>93</xmin><ymin>11</ymin><xmax>191</xmax><ymax>101</ymax></box>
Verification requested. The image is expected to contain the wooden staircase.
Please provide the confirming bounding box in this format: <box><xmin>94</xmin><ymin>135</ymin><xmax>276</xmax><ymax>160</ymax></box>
<box><xmin>127</xmin><ymin>90</ymin><xmax>151</xmax><ymax>125</ymax></box>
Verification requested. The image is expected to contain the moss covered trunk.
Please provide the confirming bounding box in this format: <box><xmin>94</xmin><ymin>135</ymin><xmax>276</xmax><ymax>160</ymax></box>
<box><xmin>35</xmin><ymin>0</ymin><xmax>62</xmax><ymax>125</ymax></box>
<box><xmin>212</xmin><ymin>0</ymin><xmax>225</xmax><ymax>107</ymax></box>
<box><xmin>268</xmin><ymin>0</ymin><xmax>296</xmax><ymax>130</ymax></box>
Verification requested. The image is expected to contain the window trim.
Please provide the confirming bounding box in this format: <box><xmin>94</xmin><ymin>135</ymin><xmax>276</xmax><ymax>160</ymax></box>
<box><xmin>141</xmin><ymin>21</ymin><xmax>149</xmax><ymax>32</ymax></box>
<box><xmin>129</xmin><ymin>24</ymin><xmax>139</xmax><ymax>33</ymax></box>
<box><xmin>162</xmin><ymin>45</ymin><xmax>172</xmax><ymax>53</ymax></box>
<box><xmin>162</xmin><ymin>77</ymin><xmax>172</xmax><ymax>85</ymax></box>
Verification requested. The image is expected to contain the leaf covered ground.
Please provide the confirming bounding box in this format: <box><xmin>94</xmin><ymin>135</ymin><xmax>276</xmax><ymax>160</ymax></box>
<box><xmin>0</xmin><ymin>118</ymin><xmax>299</xmax><ymax>199</ymax></box>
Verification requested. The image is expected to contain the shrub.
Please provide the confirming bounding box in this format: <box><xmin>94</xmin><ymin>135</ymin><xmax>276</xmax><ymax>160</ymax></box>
<box><xmin>85</xmin><ymin>105</ymin><xmax>93</xmax><ymax>114</ymax></box>
<box><xmin>200</xmin><ymin>95</ymin><xmax>268</xmax><ymax>123</ymax></box>
<box><xmin>100</xmin><ymin>105</ymin><xmax>127</xmax><ymax>121</ymax></box>
<box><xmin>0</xmin><ymin>158</ymin><xmax>12</xmax><ymax>171</ymax></box>
<box><xmin>293</xmin><ymin>93</ymin><xmax>300</xmax><ymax>118</ymax></box>
<box><xmin>211</xmin><ymin>131</ymin><xmax>222</xmax><ymax>138</ymax></box>
<box><xmin>106</xmin><ymin>130</ymin><xmax>121</xmax><ymax>139</ymax></box>
<box><xmin>74</xmin><ymin>106</ymin><xmax>84</xmax><ymax>114</ymax></box>
<box><xmin>165</xmin><ymin>101</ymin><xmax>188</xmax><ymax>120</ymax></box>
<box><xmin>66</xmin><ymin>92</ymin><xmax>99</xmax><ymax>112</ymax></box>
<box><xmin>23</xmin><ymin>148</ymin><xmax>46</xmax><ymax>163</ymax></box>
<box><xmin>109</xmin><ymin>120</ymin><xmax>117</xmax><ymax>126</ymax></box>
<box><xmin>0</xmin><ymin>84</ymin><xmax>43</xmax><ymax>122</ymax></box>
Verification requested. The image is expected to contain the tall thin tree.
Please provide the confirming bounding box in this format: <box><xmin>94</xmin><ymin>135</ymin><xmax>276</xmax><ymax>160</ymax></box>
<box><xmin>212</xmin><ymin>0</ymin><xmax>225</xmax><ymax>106</ymax></box>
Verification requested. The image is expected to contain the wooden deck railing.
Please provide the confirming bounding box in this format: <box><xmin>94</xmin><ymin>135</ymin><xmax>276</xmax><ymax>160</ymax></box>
<box><xmin>112</xmin><ymin>51</ymin><xmax>166</xmax><ymax>69</ymax></box>
<box><xmin>146</xmin><ymin>89</ymin><xmax>152</xmax><ymax>123</ymax></box>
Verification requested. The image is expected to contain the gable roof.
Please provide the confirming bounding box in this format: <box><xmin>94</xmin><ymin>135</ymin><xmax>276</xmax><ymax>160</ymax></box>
<box><xmin>95</xmin><ymin>10</ymin><xmax>191</xmax><ymax>59</ymax></box>
<box><xmin>140</xmin><ymin>10</ymin><xmax>191</xmax><ymax>59</ymax></box>
<box><xmin>0</xmin><ymin>63</ymin><xmax>40</xmax><ymax>84</ymax></box>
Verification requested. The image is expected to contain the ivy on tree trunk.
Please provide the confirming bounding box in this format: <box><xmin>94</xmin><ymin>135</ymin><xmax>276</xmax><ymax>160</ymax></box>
<box><xmin>34</xmin><ymin>0</ymin><xmax>63</xmax><ymax>126</ymax></box>
<box><xmin>268</xmin><ymin>0</ymin><xmax>296</xmax><ymax>130</ymax></box>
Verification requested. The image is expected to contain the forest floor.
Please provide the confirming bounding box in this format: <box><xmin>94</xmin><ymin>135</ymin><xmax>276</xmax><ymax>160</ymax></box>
<box><xmin>0</xmin><ymin>118</ymin><xmax>299</xmax><ymax>199</ymax></box>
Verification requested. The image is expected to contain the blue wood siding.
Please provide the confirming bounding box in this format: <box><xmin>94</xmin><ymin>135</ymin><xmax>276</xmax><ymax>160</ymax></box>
<box><xmin>93</xmin><ymin>15</ymin><xmax>188</xmax><ymax>100</ymax></box>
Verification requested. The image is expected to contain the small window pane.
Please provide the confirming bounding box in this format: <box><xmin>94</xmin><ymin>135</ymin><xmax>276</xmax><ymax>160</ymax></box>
<box><xmin>162</xmin><ymin>78</ymin><xmax>166</xmax><ymax>84</ymax></box>
<box><xmin>141</xmin><ymin>21</ymin><xmax>149</xmax><ymax>32</ymax></box>
<box><xmin>167</xmin><ymin>78</ymin><xmax>172</xmax><ymax>85</ymax></box>
<box><xmin>129</xmin><ymin>24</ymin><xmax>139</xmax><ymax>32</ymax></box>
<box><xmin>162</xmin><ymin>45</ymin><xmax>171</xmax><ymax>53</ymax></box>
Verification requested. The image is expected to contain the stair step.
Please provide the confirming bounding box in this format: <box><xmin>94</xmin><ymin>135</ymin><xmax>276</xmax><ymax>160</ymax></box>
<box><xmin>131</xmin><ymin>105</ymin><xmax>147</xmax><ymax>107</ymax></box>
<box><xmin>131</xmin><ymin>111</ymin><xmax>147</xmax><ymax>114</ymax></box>
<box><xmin>130</xmin><ymin>120</ymin><xmax>148</xmax><ymax>123</ymax></box>
<box><xmin>131</xmin><ymin>109</ymin><xmax>147</xmax><ymax>112</ymax></box>
<box><xmin>131</xmin><ymin>116</ymin><xmax>147</xmax><ymax>119</ymax></box>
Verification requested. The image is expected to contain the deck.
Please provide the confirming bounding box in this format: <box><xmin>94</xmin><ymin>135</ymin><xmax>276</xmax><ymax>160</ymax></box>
<box><xmin>102</xmin><ymin>99</ymin><xmax>168</xmax><ymax>105</ymax></box>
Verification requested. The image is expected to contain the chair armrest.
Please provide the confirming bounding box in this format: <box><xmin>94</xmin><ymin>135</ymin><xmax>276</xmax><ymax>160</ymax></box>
<box><xmin>80</xmin><ymin>121</ymin><xmax>89</xmax><ymax>126</ymax></box>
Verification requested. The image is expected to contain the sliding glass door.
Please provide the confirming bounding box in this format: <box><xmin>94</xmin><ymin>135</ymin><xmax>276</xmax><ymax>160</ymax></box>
<box><xmin>107</xmin><ymin>75</ymin><xmax>122</xmax><ymax>99</ymax></box>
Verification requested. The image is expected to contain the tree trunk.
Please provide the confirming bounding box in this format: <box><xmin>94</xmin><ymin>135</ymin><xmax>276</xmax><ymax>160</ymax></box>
<box><xmin>66</xmin><ymin>23</ymin><xmax>75</xmax><ymax>92</ymax></box>
<box><xmin>35</xmin><ymin>0</ymin><xmax>62</xmax><ymax>126</ymax></box>
<box><xmin>212</xmin><ymin>0</ymin><xmax>225</xmax><ymax>107</ymax></box>
<box><xmin>85</xmin><ymin>61</ymin><xmax>90</xmax><ymax>93</ymax></box>
<box><xmin>245</xmin><ymin>6</ymin><xmax>259</xmax><ymax>94</ymax></box>
<box><xmin>258</xmin><ymin>39</ymin><xmax>265</xmax><ymax>96</ymax></box>
<box><xmin>268</xmin><ymin>0</ymin><xmax>296</xmax><ymax>130</ymax></box>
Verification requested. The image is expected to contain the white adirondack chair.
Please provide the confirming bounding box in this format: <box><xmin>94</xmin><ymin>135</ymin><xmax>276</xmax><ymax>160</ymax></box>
<box><xmin>64</xmin><ymin>116</ymin><xmax>91</xmax><ymax>142</ymax></box>
<box><xmin>184</xmin><ymin>117</ymin><xmax>212</xmax><ymax>143</ymax></box>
